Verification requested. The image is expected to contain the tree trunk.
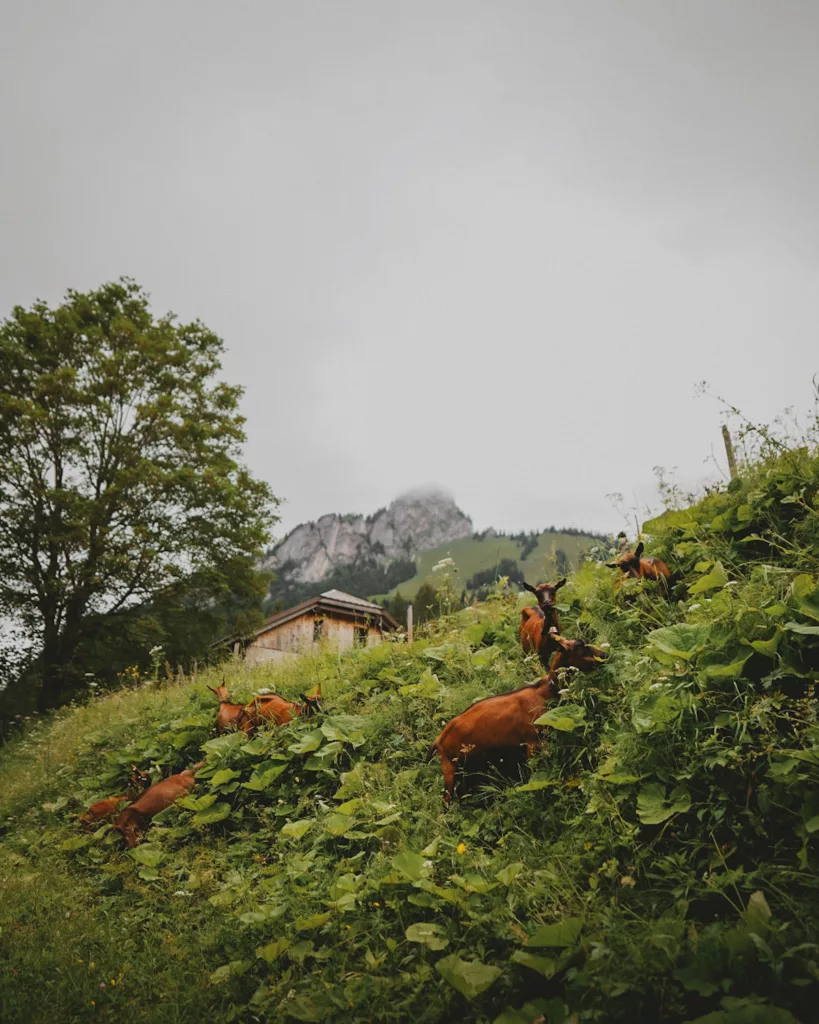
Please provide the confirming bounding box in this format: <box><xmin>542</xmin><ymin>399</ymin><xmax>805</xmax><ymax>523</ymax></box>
<box><xmin>37</xmin><ymin>627</ymin><xmax>65</xmax><ymax>712</ymax></box>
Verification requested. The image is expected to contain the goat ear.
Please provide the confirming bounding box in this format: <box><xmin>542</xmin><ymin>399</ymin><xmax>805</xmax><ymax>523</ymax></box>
<box><xmin>556</xmin><ymin>578</ymin><xmax>567</xmax><ymax>590</ymax></box>
<box><xmin>207</xmin><ymin>685</ymin><xmax>218</xmax><ymax>695</ymax></box>
<box><xmin>635</xmin><ymin>542</ymin><xmax>644</xmax><ymax>558</ymax></box>
<box><xmin>521</xmin><ymin>581</ymin><xmax>537</xmax><ymax>594</ymax></box>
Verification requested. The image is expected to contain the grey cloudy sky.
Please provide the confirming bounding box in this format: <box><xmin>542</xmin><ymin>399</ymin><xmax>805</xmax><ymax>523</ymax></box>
<box><xmin>2</xmin><ymin>1</ymin><xmax>817</xmax><ymax>540</ymax></box>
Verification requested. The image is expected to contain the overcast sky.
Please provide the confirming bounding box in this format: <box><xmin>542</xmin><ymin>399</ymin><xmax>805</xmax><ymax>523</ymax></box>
<box><xmin>2</xmin><ymin>2</ymin><xmax>817</xmax><ymax>541</ymax></box>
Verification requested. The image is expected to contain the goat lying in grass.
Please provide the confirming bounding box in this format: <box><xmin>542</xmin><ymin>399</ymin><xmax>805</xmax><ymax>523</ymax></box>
<box><xmin>109</xmin><ymin>763</ymin><xmax>203</xmax><ymax>848</ymax></box>
<box><xmin>79</xmin><ymin>766</ymin><xmax>151</xmax><ymax>830</ymax></box>
<box><xmin>606</xmin><ymin>542</ymin><xmax>671</xmax><ymax>585</ymax></box>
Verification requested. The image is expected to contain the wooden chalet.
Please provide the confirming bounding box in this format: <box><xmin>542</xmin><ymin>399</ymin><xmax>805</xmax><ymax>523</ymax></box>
<box><xmin>243</xmin><ymin>589</ymin><xmax>399</xmax><ymax>666</ymax></box>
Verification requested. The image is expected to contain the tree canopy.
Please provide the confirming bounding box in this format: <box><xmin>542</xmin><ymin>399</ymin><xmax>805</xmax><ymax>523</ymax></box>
<box><xmin>0</xmin><ymin>279</ymin><xmax>277</xmax><ymax>710</ymax></box>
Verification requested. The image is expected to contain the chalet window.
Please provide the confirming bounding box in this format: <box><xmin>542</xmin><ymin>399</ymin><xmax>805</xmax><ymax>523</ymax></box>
<box><xmin>354</xmin><ymin>625</ymin><xmax>368</xmax><ymax>647</ymax></box>
<box><xmin>313</xmin><ymin>618</ymin><xmax>324</xmax><ymax>642</ymax></box>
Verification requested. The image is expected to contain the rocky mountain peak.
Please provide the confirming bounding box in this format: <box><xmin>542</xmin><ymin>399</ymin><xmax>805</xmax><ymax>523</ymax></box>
<box><xmin>264</xmin><ymin>490</ymin><xmax>473</xmax><ymax>584</ymax></box>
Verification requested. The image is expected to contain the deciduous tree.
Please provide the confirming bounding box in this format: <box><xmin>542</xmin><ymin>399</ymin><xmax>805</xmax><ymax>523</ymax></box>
<box><xmin>0</xmin><ymin>279</ymin><xmax>277</xmax><ymax>710</ymax></box>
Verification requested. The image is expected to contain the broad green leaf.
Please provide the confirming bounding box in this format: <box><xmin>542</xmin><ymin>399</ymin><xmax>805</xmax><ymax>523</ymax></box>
<box><xmin>333</xmin><ymin>761</ymin><xmax>366</xmax><ymax>799</ymax></box>
<box><xmin>281</xmin><ymin>819</ymin><xmax>313</xmax><ymax>839</ymax></box>
<box><xmin>643</xmin><ymin>507</ymin><xmax>697</xmax><ymax>533</ymax></box>
<box><xmin>61</xmin><ymin>835</ymin><xmax>91</xmax><ymax>852</ymax></box>
<box><xmin>179</xmin><ymin>793</ymin><xmax>218</xmax><ymax>812</ymax></box>
<box><xmin>287</xmin><ymin>995</ymin><xmax>323</xmax><ymax>1022</ymax></box>
<box><xmin>673</xmin><ymin>964</ymin><xmax>719</xmax><ymax>996</ymax></box>
<box><xmin>495</xmin><ymin>862</ymin><xmax>524</xmax><ymax>885</ymax></box>
<box><xmin>256</xmin><ymin>937</ymin><xmax>290</xmax><ymax>962</ymax></box>
<box><xmin>701</xmin><ymin>656</ymin><xmax>750</xmax><ymax>680</ymax></box>
<box><xmin>688</xmin><ymin>561</ymin><xmax>730</xmax><ymax>594</ymax></box>
<box><xmin>324</xmin><ymin>813</ymin><xmax>354</xmax><ymax>837</ymax></box>
<box><xmin>749</xmin><ymin>632</ymin><xmax>781</xmax><ymax>657</ymax></box>
<box><xmin>792</xmin><ymin>575</ymin><xmax>819</xmax><ymax>621</ymax></box>
<box><xmin>209</xmin><ymin>960</ymin><xmax>251</xmax><ymax>985</ymax></box>
<box><xmin>526</xmin><ymin>916</ymin><xmax>583</xmax><ymax>948</ymax></box>
<box><xmin>647</xmin><ymin>623</ymin><xmax>710</xmax><ymax>660</ymax></box>
<box><xmin>192</xmin><ymin>802</ymin><xmax>231</xmax><ymax>825</ymax></box>
<box><xmin>805</xmin><ymin>815</ymin><xmax>819</xmax><ymax>833</ymax></box>
<box><xmin>514</xmin><ymin>778</ymin><xmax>556</xmax><ymax>792</ymax></box>
<box><xmin>399</xmin><ymin>669</ymin><xmax>442</xmax><ymax>699</ymax></box>
<box><xmin>238</xmin><ymin>905</ymin><xmax>285</xmax><ymax>926</ymax></box>
<box><xmin>336</xmin><ymin>797</ymin><xmax>362</xmax><ymax>816</ymax></box>
<box><xmin>320</xmin><ymin>715</ymin><xmax>371</xmax><ymax>746</ymax></box>
<box><xmin>287</xmin><ymin>729</ymin><xmax>325</xmax><ymax>755</ymax></box>
<box><xmin>405</xmin><ymin>922</ymin><xmax>449</xmax><ymax>950</ymax></box>
<box><xmin>785</xmin><ymin>621</ymin><xmax>819</xmax><ymax>635</ymax></box>
<box><xmin>242</xmin><ymin>763</ymin><xmax>287</xmax><ymax>791</ymax></box>
<box><xmin>599</xmin><ymin>773</ymin><xmax>640</xmax><ymax>785</ymax></box>
<box><xmin>743</xmin><ymin>890</ymin><xmax>772</xmax><ymax>934</ymax></box>
<box><xmin>295</xmin><ymin>911</ymin><xmax>331</xmax><ymax>931</ymax></box>
<box><xmin>209</xmin><ymin>768</ymin><xmax>240</xmax><ymax>787</ymax></box>
<box><xmin>392</xmin><ymin>850</ymin><xmax>427</xmax><ymax>882</ymax></box>
<box><xmin>128</xmin><ymin>845</ymin><xmax>166</xmax><ymax>868</ymax></box>
<box><xmin>534</xmin><ymin>704</ymin><xmax>585</xmax><ymax>731</ymax></box>
<box><xmin>435</xmin><ymin>954</ymin><xmax>502</xmax><ymax>999</ymax></box>
<box><xmin>42</xmin><ymin>797</ymin><xmax>68</xmax><ymax>812</ymax></box>
<box><xmin>510</xmin><ymin>949</ymin><xmax>559</xmax><ymax>977</ymax></box>
<box><xmin>241</xmin><ymin>737</ymin><xmax>271</xmax><ymax>756</ymax></box>
<box><xmin>637</xmin><ymin>783</ymin><xmax>691</xmax><ymax>825</ymax></box>
<box><xmin>201</xmin><ymin>732</ymin><xmax>246</xmax><ymax>757</ymax></box>
<box><xmin>304</xmin><ymin>741</ymin><xmax>343</xmax><ymax>770</ymax></box>
<box><xmin>736</xmin><ymin>504</ymin><xmax>754</xmax><ymax>522</ymax></box>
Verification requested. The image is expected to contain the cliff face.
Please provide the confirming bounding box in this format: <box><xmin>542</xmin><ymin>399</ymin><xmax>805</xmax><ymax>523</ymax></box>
<box><xmin>263</xmin><ymin>490</ymin><xmax>473</xmax><ymax>584</ymax></box>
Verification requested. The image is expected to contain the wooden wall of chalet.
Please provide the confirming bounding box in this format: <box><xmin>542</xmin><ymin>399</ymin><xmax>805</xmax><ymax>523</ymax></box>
<box><xmin>245</xmin><ymin>612</ymin><xmax>384</xmax><ymax>666</ymax></box>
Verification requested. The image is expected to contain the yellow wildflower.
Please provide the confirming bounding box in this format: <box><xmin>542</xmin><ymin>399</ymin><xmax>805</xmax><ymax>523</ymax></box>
<box><xmin>456</xmin><ymin>842</ymin><xmax>467</xmax><ymax>854</ymax></box>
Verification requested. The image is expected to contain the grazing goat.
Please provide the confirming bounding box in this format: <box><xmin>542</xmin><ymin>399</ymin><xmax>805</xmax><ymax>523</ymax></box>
<box><xmin>243</xmin><ymin>691</ymin><xmax>322</xmax><ymax>730</ymax></box>
<box><xmin>520</xmin><ymin>579</ymin><xmax>566</xmax><ymax>667</ymax></box>
<box><xmin>208</xmin><ymin>683</ymin><xmax>252</xmax><ymax>734</ymax></box>
<box><xmin>606</xmin><ymin>542</ymin><xmax>671</xmax><ymax>584</ymax></box>
<box><xmin>431</xmin><ymin>635</ymin><xmax>606</xmax><ymax>805</ymax></box>
<box><xmin>110</xmin><ymin>763</ymin><xmax>203</xmax><ymax>848</ymax></box>
<box><xmin>79</xmin><ymin>766</ymin><xmax>152</xmax><ymax>830</ymax></box>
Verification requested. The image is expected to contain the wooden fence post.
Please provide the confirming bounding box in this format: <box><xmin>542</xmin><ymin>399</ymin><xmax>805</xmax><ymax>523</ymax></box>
<box><xmin>407</xmin><ymin>605</ymin><xmax>414</xmax><ymax>644</ymax></box>
<box><xmin>722</xmin><ymin>425</ymin><xmax>738</xmax><ymax>480</ymax></box>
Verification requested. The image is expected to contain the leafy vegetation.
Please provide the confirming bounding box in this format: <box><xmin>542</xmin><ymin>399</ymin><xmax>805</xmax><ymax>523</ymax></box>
<box><xmin>3</xmin><ymin>440</ymin><xmax>819</xmax><ymax>1022</ymax></box>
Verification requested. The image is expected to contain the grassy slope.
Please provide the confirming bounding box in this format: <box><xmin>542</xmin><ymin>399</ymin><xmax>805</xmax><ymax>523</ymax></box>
<box><xmin>373</xmin><ymin>530</ymin><xmax>601</xmax><ymax>602</ymax></box>
<box><xmin>3</xmin><ymin>449</ymin><xmax>819</xmax><ymax>1023</ymax></box>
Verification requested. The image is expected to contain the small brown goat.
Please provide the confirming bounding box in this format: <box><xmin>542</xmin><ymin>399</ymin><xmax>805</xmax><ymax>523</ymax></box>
<box><xmin>606</xmin><ymin>542</ymin><xmax>671</xmax><ymax>584</ymax></box>
<box><xmin>519</xmin><ymin>578</ymin><xmax>566</xmax><ymax>668</ymax></box>
<box><xmin>431</xmin><ymin>635</ymin><xmax>606</xmax><ymax>805</ymax></box>
<box><xmin>242</xmin><ymin>690</ymin><xmax>322</xmax><ymax>730</ymax></box>
<box><xmin>208</xmin><ymin>683</ymin><xmax>252</xmax><ymax>734</ymax></box>
<box><xmin>110</xmin><ymin>763</ymin><xmax>203</xmax><ymax>848</ymax></box>
<box><xmin>79</xmin><ymin>766</ymin><xmax>152</xmax><ymax>830</ymax></box>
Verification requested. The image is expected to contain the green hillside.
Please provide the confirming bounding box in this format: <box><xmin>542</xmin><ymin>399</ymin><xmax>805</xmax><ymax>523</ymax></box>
<box><xmin>374</xmin><ymin>529</ymin><xmax>603</xmax><ymax>602</ymax></box>
<box><xmin>3</xmin><ymin>443</ymin><xmax>819</xmax><ymax>1022</ymax></box>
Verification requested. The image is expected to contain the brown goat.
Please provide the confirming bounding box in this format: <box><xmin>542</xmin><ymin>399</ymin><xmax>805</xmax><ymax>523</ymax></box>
<box><xmin>520</xmin><ymin>579</ymin><xmax>566</xmax><ymax>667</ymax></box>
<box><xmin>431</xmin><ymin>635</ymin><xmax>606</xmax><ymax>805</ymax></box>
<box><xmin>242</xmin><ymin>690</ymin><xmax>322</xmax><ymax>730</ymax></box>
<box><xmin>79</xmin><ymin>766</ymin><xmax>152</xmax><ymax>830</ymax></box>
<box><xmin>606</xmin><ymin>542</ymin><xmax>671</xmax><ymax>584</ymax></box>
<box><xmin>110</xmin><ymin>763</ymin><xmax>203</xmax><ymax>848</ymax></box>
<box><xmin>208</xmin><ymin>683</ymin><xmax>252</xmax><ymax>734</ymax></box>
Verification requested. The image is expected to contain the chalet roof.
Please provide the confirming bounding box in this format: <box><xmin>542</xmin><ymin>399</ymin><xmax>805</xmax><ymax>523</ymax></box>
<box><xmin>250</xmin><ymin>590</ymin><xmax>399</xmax><ymax>637</ymax></box>
<box><xmin>320</xmin><ymin>589</ymin><xmax>384</xmax><ymax>611</ymax></box>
